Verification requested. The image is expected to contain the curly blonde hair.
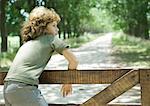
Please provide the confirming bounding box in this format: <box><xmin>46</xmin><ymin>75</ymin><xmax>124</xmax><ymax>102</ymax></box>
<box><xmin>21</xmin><ymin>6</ymin><xmax>61</xmax><ymax>42</ymax></box>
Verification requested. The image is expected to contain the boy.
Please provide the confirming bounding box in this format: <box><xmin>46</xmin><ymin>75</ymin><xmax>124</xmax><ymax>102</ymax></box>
<box><xmin>3</xmin><ymin>6</ymin><xmax>78</xmax><ymax>106</ymax></box>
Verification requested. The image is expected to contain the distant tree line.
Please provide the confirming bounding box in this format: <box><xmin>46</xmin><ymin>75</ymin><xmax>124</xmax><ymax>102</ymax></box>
<box><xmin>99</xmin><ymin>0</ymin><xmax>150</xmax><ymax>39</ymax></box>
<box><xmin>2</xmin><ymin>0</ymin><xmax>95</xmax><ymax>38</ymax></box>
<box><xmin>0</xmin><ymin>0</ymin><xmax>149</xmax><ymax>52</ymax></box>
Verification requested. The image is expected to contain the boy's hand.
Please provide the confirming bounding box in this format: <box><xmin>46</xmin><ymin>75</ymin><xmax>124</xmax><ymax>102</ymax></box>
<box><xmin>61</xmin><ymin>84</ymin><xmax>72</xmax><ymax>97</ymax></box>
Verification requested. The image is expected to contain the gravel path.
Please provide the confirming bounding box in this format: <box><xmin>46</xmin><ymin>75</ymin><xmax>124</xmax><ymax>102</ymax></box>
<box><xmin>46</xmin><ymin>32</ymin><xmax>119</xmax><ymax>69</ymax></box>
<box><xmin>0</xmin><ymin>33</ymin><xmax>140</xmax><ymax>104</ymax></box>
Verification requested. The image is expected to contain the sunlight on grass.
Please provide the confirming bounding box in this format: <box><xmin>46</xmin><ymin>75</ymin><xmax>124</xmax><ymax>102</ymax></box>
<box><xmin>65</xmin><ymin>33</ymin><xmax>100</xmax><ymax>48</ymax></box>
<box><xmin>0</xmin><ymin>36</ymin><xmax>20</xmax><ymax>68</ymax></box>
<box><xmin>112</xmin><ymin>32</ymin><xmax>150</xmax><ymax>68</ymax></box>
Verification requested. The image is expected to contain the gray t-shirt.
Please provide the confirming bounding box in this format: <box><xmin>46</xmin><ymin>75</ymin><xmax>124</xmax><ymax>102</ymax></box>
<box><xmin>4</xmin><ymin>35</ymin><xmax>69</xmax><ymax>85</ymax></box>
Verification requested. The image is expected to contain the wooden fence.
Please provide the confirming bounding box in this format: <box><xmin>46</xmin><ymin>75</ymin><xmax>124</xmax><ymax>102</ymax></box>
<box><xmin>0</xmin><ymin>68</ymin><xmax>150</xmax><ymax>106</ymax></box>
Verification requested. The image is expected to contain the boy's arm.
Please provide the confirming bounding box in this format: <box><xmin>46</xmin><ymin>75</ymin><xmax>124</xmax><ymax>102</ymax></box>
<box><xmin>62</xmin><ymin>49</ymin><xmax>78</xmax><ymax>70</ymax></box>
<box><xmin>61</xmin><ymin>49</ymin><xmax>78</xmax><ymax>97</ymax></box>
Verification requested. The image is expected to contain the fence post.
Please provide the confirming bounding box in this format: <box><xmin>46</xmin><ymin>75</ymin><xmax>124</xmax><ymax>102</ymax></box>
<box><xmin>140</xmin><ymin>69</ymin><xmax>150</xmax><ymax>106</ymax></box>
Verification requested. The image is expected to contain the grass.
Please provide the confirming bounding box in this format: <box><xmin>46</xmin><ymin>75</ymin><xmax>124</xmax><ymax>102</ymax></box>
<box><xmin>0</xmin><ymin>33</ymin><xmax>100</xmax><ymax>68</ymax></box>
<box><xmin>0</xmin><ymin>36</ymin><xmax>20</xmax><ymax>68</ymax></box>
<box><xmin>65</xmin><ymin>33</ymin><xmax>100</xmax><ymax>48</ymax></box>
<box><xmin>112</xmin><ymin>32</ymin><xmax>150</xmax><ymax>68</ymax></box>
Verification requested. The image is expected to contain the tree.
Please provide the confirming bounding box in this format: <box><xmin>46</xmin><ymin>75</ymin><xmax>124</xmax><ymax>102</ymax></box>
<box><xmin>44</xmin><ymin>0</ymin><xmax>95</xmax><ymax>39</ymax></box>
<box><xmin>0</xmin><ymin>0</ymin><xmax>8</xmax><ymax>52</ymax></box>
<box><xmin>101</xmin><ymin>0</ymin><xmax>149</xmax><ymax>39</ymax></box>
<box><xmin>1</xmin><ymin>0</ymin><xmax>97</xmax><ymax>53</ymax></box>
<box><xmin>6</xmin><ymin>0</ymin><xmax>37</xmax><ymax>46</ymax></box>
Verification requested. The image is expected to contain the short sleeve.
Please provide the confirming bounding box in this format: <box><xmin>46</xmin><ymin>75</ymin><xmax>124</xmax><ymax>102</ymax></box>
<box><xmin>51</xmin><ymin>37</ymin><xmax>69</xmax><ymax>55</ymax></box>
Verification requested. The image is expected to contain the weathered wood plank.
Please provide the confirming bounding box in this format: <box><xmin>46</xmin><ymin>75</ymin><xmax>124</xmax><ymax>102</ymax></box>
<box><xmin>40</xmin><ymin>69</ymin><xmax>130</xmax><ymax>84</ymax></box>
<box><xmin>0</xmin><ymin>103</ymin><xmax>141</xmax><ymax>106</ymax></box>
<box><xmin>0</xmin><ymin>104</ymin><xmax>78</xmax><ymax>106</ymax></box>
<box><xmin>0</xmin><ymin>72</ymin><xmax>6</xmax><ymax>85</ymax></box>
<box><xmin>140</xmin><ymin>69</ymin><xmax>150</xmax><ymax>106</ymax></box>
<box><xmin>108</xmin><ymin>103</ymin><xmax>141</xmax><ymax>106</ymax></box>
<box><xmin>1</xmin><ymin>69</ymin><xmax>148</xmax><ymax>106</ymax></box>
<box><xmin>0</xmin><ymin>69</ymin><xmax>130</xmax><ymax>84</ymax></box>
<box><xmin>48</xmin><ymin>104</ymin><xmax>79</xmax><ymax>106</ymax></box>
<box><xmin>81</xmin><ymin>70</ymin><xmax>139</xmax><ymax>106</ymax></box>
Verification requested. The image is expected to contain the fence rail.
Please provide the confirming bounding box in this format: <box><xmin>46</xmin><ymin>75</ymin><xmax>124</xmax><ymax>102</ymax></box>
<box><xmin>0</xmin><ymin>68</ymin><xmax>150</xmax><ymax>106</ymax></box>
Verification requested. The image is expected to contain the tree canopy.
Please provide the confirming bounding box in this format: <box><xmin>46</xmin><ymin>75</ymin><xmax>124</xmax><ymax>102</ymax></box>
<box><xmin>1</xmin><ymin>0</ymin><xmax>149</xmax><ymax>52</ymax></box>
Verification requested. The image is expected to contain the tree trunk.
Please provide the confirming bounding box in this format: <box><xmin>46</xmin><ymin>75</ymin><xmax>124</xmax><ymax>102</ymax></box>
<box><xmin>0</xmin><ymin>0</ymin><xmax>8</xmax><ymax>52</ymax></box>
<box><xmin>62</xmin><ymin>18</ymin><xmax>66</xmax><ymax>39</ymax></box>
<box><xmin>58</xmin><ymin>28</ymin><xmax>61</xmax><ymax>38</ymax></box>
<box><xmin>125</xmin><ymin>1</ymin><xmax>149</xmax><ymax>39</ymax></box>
<box><xmin>134</xmin><ymin>1</ymin><xmax>149</xmax><ymax>39</ymax></box>
<box><xmin>63</xmin><ymin>30</ymin><xmax>66</xmax><ymax>39</ymax></box>
<box><xmin>66</xmin><ymin>19</ymin><xmax>71</xmax><ymax>39</ymax></box>
<box><xmin>134</xmin><ymin>20</ymin><xmax>149</xmax><ymax>39</ymax></box>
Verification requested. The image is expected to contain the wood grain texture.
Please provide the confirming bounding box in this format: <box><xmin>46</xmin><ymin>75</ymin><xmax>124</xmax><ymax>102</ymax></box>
<box><xmin>40</xmin><ymin>69</ymin><xmax>130</xmax><ymax>84</ymax></box>
<box><xmin>0</xmin><ymin>69</ymin><xmax>131</xmax><ymax>84</ymax></box>
<box><xmin>0</xmin><ymin>104</ymin><xmax>141</xmax><ymax>106</ymax></box>
<box><xmin>140</xmin><ymin>69</ymin><xmax>150</xmax><ymax>106</ymax></box>
<box><xmin>1</xmin><ymin>69</ymin><xmax>149</xmax><ymax>106</ymax></box>
<box><xmin>81</xmin><ymin>70</ymin><xmax>139</xmax><ymax>106</ymax></box>
<box><xmin>0</xmin><ymin>73</ymin><xmax>6</xmax><ymax>85</ymax></box>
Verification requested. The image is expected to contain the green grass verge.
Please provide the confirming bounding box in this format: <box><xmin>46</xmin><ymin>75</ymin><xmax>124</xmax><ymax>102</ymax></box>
<box><xmin>112</xmin><ymin>32</ymin><xmax>150</xmax><ymax>68</ymax></box>
<box><xmin>65</xmin><ymin>33</ymin><xmax>100</xmax><ymax>48</ymax></box>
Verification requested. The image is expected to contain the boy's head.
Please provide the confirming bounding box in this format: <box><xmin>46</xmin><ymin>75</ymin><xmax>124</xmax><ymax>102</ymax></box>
<box><xmin>21</xmin><ymin>6</ymin><xmax>60</xmax><ymax>42</ymax></box>
<box><xmin>29</xmin><ymin>6</ymin><xmax>60</xmax><ymax>24</ymax></box>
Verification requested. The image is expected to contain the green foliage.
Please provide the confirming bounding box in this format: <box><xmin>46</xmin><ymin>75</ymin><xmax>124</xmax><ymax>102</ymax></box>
<box><xmin>3</xmin><ymin>0</ymin><xmax>149</xmax><ymax>53</ymax></box>
<box><xmin>5</xmin><ymin>0</ymin><xmax>98</xmax><ymax>39</ymax></box>
<box><xmin>6</xmin><ymin>0</ymin><xmax>26</xmax><ymax>36</ymax></box>
<box><xmin>82</xmin><ymin>8</ymin><xmax>113</xmax><ymax>33</ymax></box>
<box><xmin>100</xmin><ymin>0</ymin><xmax>150</xmax><ymax>39</ymax></box>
